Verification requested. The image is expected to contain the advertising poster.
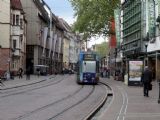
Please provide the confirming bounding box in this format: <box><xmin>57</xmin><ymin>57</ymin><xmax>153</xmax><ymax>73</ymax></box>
<box><xmin>129</xmin><ymin>61</ymin><xmax>143</xmax><ymax>83</ymax></box>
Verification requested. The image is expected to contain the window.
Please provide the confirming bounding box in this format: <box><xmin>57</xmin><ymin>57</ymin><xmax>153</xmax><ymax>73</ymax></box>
<box><xmin>16</xmin><ymin>15</ymin><xmax>19</xmax><ymax>25</ymax></box>
<box><xmin>13</xmin><ymin>14</ymin><xmax>15</xmax><ymax>25</ymax></box>
<box><xmin>20</xmin><ymin>18</ymin><xmax>23</xmax><ymax>29</ymax></box>
<box><xmin>82</xmin><ymin>61</ymin><xmax>96</xmax><ymax>73</ymax></box>
<box><xmin>20</xmin><ymin>35</ymin><xmax>23</xmax><ymax>42</ymax></box>
<box><xmin>13</xmin><ymin>40</ymin><xmax>16</xmax><ymax>49</ymax></box>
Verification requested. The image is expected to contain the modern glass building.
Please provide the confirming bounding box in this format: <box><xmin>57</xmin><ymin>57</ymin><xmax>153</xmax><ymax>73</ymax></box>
<box><xmin>121</xmin><ymin>0</ymin><xmax>142</xmax><ymax>58</ymax></box>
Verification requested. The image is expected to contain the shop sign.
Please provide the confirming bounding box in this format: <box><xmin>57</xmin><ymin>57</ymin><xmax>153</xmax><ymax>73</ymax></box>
<box><xmin>114</xmin><ymin>8</ymin><xmax>121</xmax><ymax>48</ymax></box>
<box><xmin>148</xmin><ymin>0</ymin><xmax>156</xmax><ymax>42</ymax></box>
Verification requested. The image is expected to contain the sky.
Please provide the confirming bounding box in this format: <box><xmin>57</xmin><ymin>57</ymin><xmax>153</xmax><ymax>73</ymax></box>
<box><xmin>44</xmin><ymin>0</ymin><xmax>75</xmax><ymax>24</ymax></box>
<box><xmin>44</xmin><ymin>0</ymin><xmax>106</xmax><ymax>47</ymax></box>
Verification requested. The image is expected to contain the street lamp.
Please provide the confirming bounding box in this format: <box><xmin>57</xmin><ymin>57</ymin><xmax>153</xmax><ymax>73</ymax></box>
<box><xmin>0</xmin><ymin>45</ymin><xmax>2</xmax><ymax>58</ymax></box>
<box><xmin>158</xmin><ymin>79</ymin><xmax>160</xmax><ymax>104</ymax></box>
<box><xmin>156</xmin><ymin>16</ymin><xmax>160</xmax><ymax>104</ymax></box>
<box><xmin>145</xmin><ymin>43</ymin><xmax>148</xmax><ymax>66</ymax></box>
<box><xmin>114</xmin><ymin>47</ymin><xmax>117</xmax><ymax>79</ymax></box>
<box><xmin>107</xmin><ymin>53</ymin><xmax>110</xmax><ymax>68</ymax></box>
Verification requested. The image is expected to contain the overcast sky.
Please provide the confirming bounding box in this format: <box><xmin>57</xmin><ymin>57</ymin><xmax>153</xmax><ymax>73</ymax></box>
<box><xmin>44</xmin><ymin>0</ymin><xmax>75</xmax><ymax>24</ymax></box>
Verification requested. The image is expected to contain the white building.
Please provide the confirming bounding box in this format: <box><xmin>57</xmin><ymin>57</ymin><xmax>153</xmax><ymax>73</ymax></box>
<box><xmin>11</xmin><ymin>0</ymin><xmax>27</xmax><ymax>73</ymax></box>
<box><xmin>0</xmin><ymin>0</ymin><xmax>27</xmax><ymax>76</ymax></box>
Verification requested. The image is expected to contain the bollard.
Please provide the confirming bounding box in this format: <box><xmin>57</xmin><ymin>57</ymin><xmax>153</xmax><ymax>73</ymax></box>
<box><xmin>158</xmin><ymin>80</ymin><xmax>160</xmax><ymax>104</ymax></box>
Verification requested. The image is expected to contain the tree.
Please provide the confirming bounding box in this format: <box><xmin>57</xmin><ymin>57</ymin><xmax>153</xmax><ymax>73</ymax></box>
<box><xmin>95</xmin><ymin>41</ymin><xmax>109</xmax><ymax>58</ymax></box>
<box><xmin>69</xmin><ymin>0</ymin><xmax>120</xmax><ymax>38</ymax></box>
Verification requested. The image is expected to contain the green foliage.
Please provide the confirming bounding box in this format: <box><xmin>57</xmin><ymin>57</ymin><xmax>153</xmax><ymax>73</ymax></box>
<box><xmin>69</xmin><ymin>0</ymin><xmax>120</xmax><ymax>38</ymax></box>
<box><xmin>95</xmin><ymin>41</ymin><xmax>109</xmax><ymax>58</ymax></box>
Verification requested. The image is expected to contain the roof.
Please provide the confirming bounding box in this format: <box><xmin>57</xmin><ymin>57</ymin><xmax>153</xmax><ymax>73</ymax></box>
<box><xmin>11</xmin><ymin>0</ymin><xmax>23</xmax><ymax>10</ymax></box>
<box><xmin>34</xmin><ymin>0</ymin><xmax>50</xmax><ymax>22</ymax></box>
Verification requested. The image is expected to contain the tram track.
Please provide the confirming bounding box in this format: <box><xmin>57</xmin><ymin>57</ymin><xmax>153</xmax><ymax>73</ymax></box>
<box><xmin>11</xmin><ymin>85</ymin><xmax>95</xmax><ymax>120</ymax></box>
<box><xmin>0</xmin><ymin>76</ymin><xmax>113</xmax><ymax>120</ymax></box>
<box><xmin>0</xmin><ymin>75</ymin><xmax>68</xmax><ymax>98</ymax></box>
<box><xmin>0</xmin><ymin>75</ymin><xmax>56</xmax><ymax>91</ymax></box>
<box><xmin>83</xmin><ymin>81</ymin><xmax>113</xmax><ymax>120</ymax></box>
<box><xmin>13</xmin><ymin>85</ymin><xmax>85</xmax><ymax>120</ymax></box>
<box><xmin>45</xmin><ymin>82</ymin><xmax>112</xmax><ymax>120</ymax></box>
<box><xmin>47</xmin><ymin>86</ymin><xmax>95</xmax><ymax>120</ymax></box>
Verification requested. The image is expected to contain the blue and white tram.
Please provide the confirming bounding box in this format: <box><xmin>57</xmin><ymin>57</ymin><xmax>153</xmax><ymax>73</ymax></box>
<box><xmin>77</xmin><ymin>51</ymin><xmax>99</xmax><ymax>84</ymax></box>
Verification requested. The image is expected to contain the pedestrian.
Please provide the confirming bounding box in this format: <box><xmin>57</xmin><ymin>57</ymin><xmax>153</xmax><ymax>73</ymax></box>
<box><xmin>36</xmin><ymin>68</ymin><xmax>40</xmax><ymax>77</ymax></box>
<box><xmin>100</xmin><ymin>68</ymin><xmax>103</xmax><ymax>77</ymax></box>
<box><xmin>26</xmin><ymin>66</ymin><xmax>31</xmax><ymax>80</ymax></box>
<box><xmin>18</xmin><ymin>68</ymin><xmax>23</xmax><ymax>79</ymax></box>
<box><xmin>4</xmin><ymin>71</ymin><xmax>10</xmax><ymax>80</ymax></box>
<box><xmin>141</xmin><ymin>66</ymin><xmax>152</xmax><ymax>97</ymax></box>
<box><xmin>103</xmin><ymin>67</ymin><xmax>106</xmax><ymax>77</ymax></box>
<box><xmin>115</xmin><ymin>68</ymin><xmax>120</xmax><ymax>80</ymax></box>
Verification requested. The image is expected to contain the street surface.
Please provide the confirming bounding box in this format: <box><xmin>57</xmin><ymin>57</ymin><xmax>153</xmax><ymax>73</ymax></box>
<box><xmin>99</xmin><ymin>78</ymin><xmax>160</xmax><ymax>120</ymax></box>
<box><xmin>1</xmin><ymin>75</ymin><xmax>160</xmax><ymax>120</ymax></box>
<box><xmin>0</xmin><ymin>75</ymin><xmax>107</xmax><ymax>120</ymax></box>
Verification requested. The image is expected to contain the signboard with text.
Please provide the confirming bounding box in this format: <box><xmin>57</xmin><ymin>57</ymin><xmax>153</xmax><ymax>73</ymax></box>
<box><xmin>83</xmin><ymin>54</ymin><xmax>96</xmax><ymax>61</ymax></box>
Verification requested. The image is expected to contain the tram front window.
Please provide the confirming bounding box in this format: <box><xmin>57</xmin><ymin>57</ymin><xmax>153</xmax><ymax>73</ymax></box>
<box><xmin>82</xmin><ymin>61</ymin><xmax>96</xmax><ymax>73</ymax></box>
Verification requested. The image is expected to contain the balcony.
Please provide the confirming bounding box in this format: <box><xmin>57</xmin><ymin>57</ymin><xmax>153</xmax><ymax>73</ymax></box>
<box><xmin>12</xmin><ymin>48</ymin><xmax>21</xmax><ymax>57</ymax></box>
<box><xmin>12</xmin><ymin>26</ymin><xmax>21</xmax><ymax>35</ymax></box>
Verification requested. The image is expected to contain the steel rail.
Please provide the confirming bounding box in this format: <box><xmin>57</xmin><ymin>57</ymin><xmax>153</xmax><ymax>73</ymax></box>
<box><xmin>46</xmin><ymin>86</ymin><xmax>95</xmax><ymax>120</ymax></box>
<box><xmin>82</xmin><ymin>82</ymin><xmax>113</xmax><ymax>120</ymax></box>
<box><xmin>14</xmin><ymin>85</ymin><xmax>84</xmax><ymax>120</ymax></box>
<box><xmin>0</xmin><ymin>75</ymin><xmax>68</xmax><ymax>98</ymax></box>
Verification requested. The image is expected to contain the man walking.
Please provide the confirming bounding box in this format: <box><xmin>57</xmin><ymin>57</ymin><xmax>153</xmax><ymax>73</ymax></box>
<box><xmin>141</xmin><ymin>66</ymin><xmax>152</xmax><ymax>97</ymax></box>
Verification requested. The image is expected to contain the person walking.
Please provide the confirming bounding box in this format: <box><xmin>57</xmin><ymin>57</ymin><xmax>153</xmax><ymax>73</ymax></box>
<box><xmin>141</xmin><ymin>66</ymin><xmax>152</xmax><ymax>97</ymax></box>
<box><xmin>18</xmin><ymin>68</ymin><xmax>23</xmax><ymax>79</ymax></box>
<box><xmin>36</xmin><ymin>68</ymin><xmax>40</xmax><ymax>77</ymax></box>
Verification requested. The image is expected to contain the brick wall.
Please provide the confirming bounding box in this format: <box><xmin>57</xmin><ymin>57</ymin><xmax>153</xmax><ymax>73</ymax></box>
<box><xmin>0</xmin><ymin>48</ymin><xmax>10</xmax><ymax>76</ymax></box>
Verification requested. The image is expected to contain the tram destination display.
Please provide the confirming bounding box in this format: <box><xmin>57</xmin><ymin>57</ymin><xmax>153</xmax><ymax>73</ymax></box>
<box><xmin>83</xmin><ymin>54</ymin><xmax>96</xmax><ymax>60</ymax></box>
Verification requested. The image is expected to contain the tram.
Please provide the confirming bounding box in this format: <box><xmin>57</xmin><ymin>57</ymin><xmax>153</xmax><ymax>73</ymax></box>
<box><xmin>77</xmin><ymin>51</ymin><xmax>99</xmax><ymax>84</ymax></box>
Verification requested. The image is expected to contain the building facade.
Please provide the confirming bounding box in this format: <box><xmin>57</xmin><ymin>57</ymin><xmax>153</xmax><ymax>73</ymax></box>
<box><xmin>11</xmin><ymin>0</ymin><xmax>27</xmax><ymax>74</ymax></box>
<box><xmin>20</xmin><ymin>0</ymin><xmax>65</xmax><ymax>74</ymax></box>
<box><xmin>0</xmin><ymin>0</ymin><xmax>27</xmax><ymax>76</ymax></box>
<box><xmin>0</xmin><ymin>0</ymin><xmax>11</xmax><ymax>76</ymax></box>
<box><xmin>121</xmin><ymin>0</ymin><xmax>160</xmax><ymax>80</ymax></box>
<box><xmin>121</xmin><ymin>0</ymin><xmax>142</xmax><ymax>59</ymax></box>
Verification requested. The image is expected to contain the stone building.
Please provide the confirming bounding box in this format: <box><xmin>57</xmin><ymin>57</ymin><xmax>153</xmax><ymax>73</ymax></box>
<box><xmin>0</xmin><ymin>0</ymin><xmax>27</xmax><ymax>76</ymax></box>
<box><xmin>11</xmin><ymin>0</ymin><xmax>27</xmax><ymax>74</ymax></box>
<box><xmin>0</xmin><ymin>0</ymin><xmax>11</xmax><ymax>76</ymax></box>
<box><xmin>20</xmin><ymin>0</ymin><xmax>65</xmax><ymax>74</ymax></box>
